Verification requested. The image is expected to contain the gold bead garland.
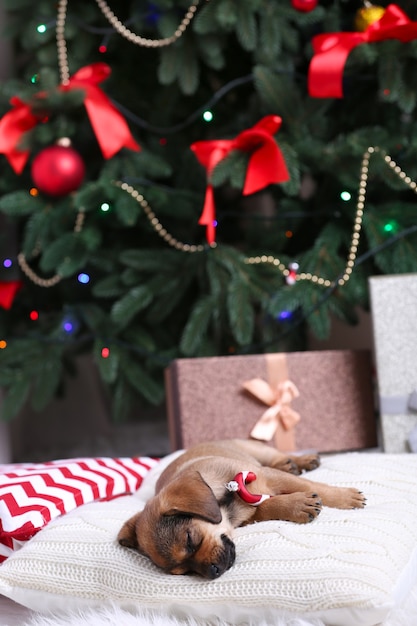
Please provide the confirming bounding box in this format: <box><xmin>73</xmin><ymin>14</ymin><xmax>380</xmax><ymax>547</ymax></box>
<box><xmin>114</xmin><ymin>181</ymin><xmax>207</xmax><ymax>252</ymax></box>
<box><xmin>246</xmin><ymin>146</ymin><xmax>417</xmax><ymax>287</ymax></box>
<box><xmin>56</xmin><ymin>0</ymin><xmax>207</xmax><ymax>84</ymax></box>
<box><xmin>94</xmin><ymin>0</ymin><xmax>205</xmax><ymax>48</ymax></box>
<box><xmin>56</xmin><ymin>0</ymin><xmax>70</xmax><ymax>85</ymax></box>
<box><xmin>17</xmin><ymin>210</ymin><xmax>85</xmax><ymax>288</ymax></box>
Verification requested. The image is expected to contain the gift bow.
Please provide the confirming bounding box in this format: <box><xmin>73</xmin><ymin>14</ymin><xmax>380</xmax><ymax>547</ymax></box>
<box><xmin>190</xmin><ymin>115</ymin><xmax>290</xmax><ymax>244</ymax></box>
<box><xmin>308</xmin><ymin>4</ymin><xmax>417</xmax><ymax>98</ymax></box>
<box><xmin>0</xmin><ymin>63</ymin><xmax>140</xmax><ymax>174</ymax></box>
<box><xmin>243</xmin><ymin>377</ymin><xmax>300</xmax><ymax>450</ymax></box>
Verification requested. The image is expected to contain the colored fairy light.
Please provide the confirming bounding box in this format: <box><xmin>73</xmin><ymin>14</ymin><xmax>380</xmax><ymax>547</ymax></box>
<box><xmin>100</xmin><ymin>202</ymin><xmax>110</xmax><ymax>212</ymax></box>
<box><xmin>286</xmin><ymin>261</ymin><xmax>299</xmax><ymax>285</ymax></box>
<box><xmin>31</xmin><ymin>74</ymin><xmax>39</xmax><ymax>84</ymax></box>
<box><xmin>203</xmin><ymin>110</ymin><xmax>213</xmax><ymax>122</ymax></box>
<box><xmin>340</xmin><ymin>191</ymin><xmax>351</xmax><ymax>201</ymax></box>
<box><xmin>278</xmin><ymin>311</ymin><xmax>293</xmax><ymax>321</ymax></box>
<box><xmin>29</xmin><ymin>187</ymin><xmax>39</xmax><ymax>196</ymax></box>
<box><xmin>99</xmin><ymin>45</ymin><xmax>107</xmax><ymax>53</ymax></box>
<box><xmin>61</xmin><ymin>312</ymin><xmax>79</xmax><ymax>335</ymax></box>
<box><xmin>3</xmin><ymin>259</ymin><xmax>12</xmax><ymax>268</ymax></box>
<box><xmin>101</xmin><ymin>347</ymin><xmax>110</xmax><ymax>358</ymax></box>
<box><xmin>383</xmin><ymin>221</ymin><xmax>398</xmax><ymax>234</ymax></box>
<box><xmin>77</xmin><ymin>273</ymin><xmax>90</xmax><ymax>284</ymax></box>
<box><xmin>37</xmin><ymin>24</ymin><xmax>47</xmax><ymax>33</ymax></box>
<box><xmin>285</xmin><ymin>230</ymin><xmax>293</xmax><ymax>238</ymax></box>
<box><xmin>0</xmin><ymin>340</ymin><xmax>7</xmax><ymax>349</ymax></box>
<box><xmin>159</xmin><ymin>137</ymin><xmax>167</xmax><ymax>146</ymax></box>
<box><xmin>146</xmin><ymin>3</ymin><xmax>161</xmax><ymax>25</ymax></box>
<box><xmin>29</xmin><ymin>310</ymin><xmax>39</xmax><ymax>321</ymax></box>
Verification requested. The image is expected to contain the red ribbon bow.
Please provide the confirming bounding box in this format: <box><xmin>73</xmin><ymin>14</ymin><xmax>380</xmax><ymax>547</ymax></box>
<box><xmin>308</xmin><ymin>4</ymin><xmax>417</xmax><ymax>99</ymax></box>
<box><xmin>0</xmin><ymin>63</ymin><xmax>140</xmax><ymax>174</ymax></box>
<box><xmin>0</xmin><ymin>281</ymin><xmax>23</xmax><ymax>310</ymax></box>
<box><xmin>190</xmin><ymin>115</ymin><xmax>290</xmax><ymax>244</ymax></box>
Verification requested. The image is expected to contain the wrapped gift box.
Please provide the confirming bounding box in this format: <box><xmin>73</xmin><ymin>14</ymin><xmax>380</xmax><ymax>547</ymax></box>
<box><xmin>370</xmin><ymin>274</ymin><xmax>417</xmax><ymax>453</ymax></box>
<box><xmin>165</xmin><ymin>350</ymin><xmax>377</xmax><ymax>453</ymax></box>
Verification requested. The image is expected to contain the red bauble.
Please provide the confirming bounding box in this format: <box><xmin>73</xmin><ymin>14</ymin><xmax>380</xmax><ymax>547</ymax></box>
<box><xmin>291</xmin><ymin>0</ymin><xmax>318</xmax><ymax>11</ymax></box>
<box><xmin>31</xmin><ymin>145</ymin><xmax>85</xmax><ymax>197</ymax></box>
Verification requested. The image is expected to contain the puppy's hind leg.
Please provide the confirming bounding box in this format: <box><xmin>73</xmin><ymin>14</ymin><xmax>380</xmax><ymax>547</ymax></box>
<box><xmin>273</xmin><ymin>453</ymin><xmax>320</xmax><ymax>475</ymax></box>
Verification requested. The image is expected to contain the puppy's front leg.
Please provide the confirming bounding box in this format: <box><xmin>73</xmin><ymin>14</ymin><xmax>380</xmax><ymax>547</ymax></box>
<box><xmin>249</xmin><ymin>492</ymin><xmax>323</xmax><ymax>524</ymax></box>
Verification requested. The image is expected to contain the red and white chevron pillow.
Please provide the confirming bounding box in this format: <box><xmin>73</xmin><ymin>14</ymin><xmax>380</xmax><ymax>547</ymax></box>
<box><xmin>0</xmin><ymin>455</ymin><xmax>159</xmax><ymax>563</ymax></box>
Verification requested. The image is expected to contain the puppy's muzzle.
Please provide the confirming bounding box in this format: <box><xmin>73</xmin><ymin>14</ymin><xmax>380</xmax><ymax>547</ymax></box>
<box><xmin>207</xmin><ymin>534</ymin><xmax>236</xmax><ymax>579</ymax></box>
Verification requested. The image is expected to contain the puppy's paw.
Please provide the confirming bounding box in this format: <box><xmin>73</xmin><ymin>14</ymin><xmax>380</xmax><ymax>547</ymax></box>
<box><xmin>294</xmin><ymin>453</ymin><xmax>321</xmax><ymax>472</ymax></box>
<box><xmin>273</xmin><ymin>458</ymin><xmax>301</xmax><ymax>475</ymax></box>
<box><xmin>282</xmin><ymin>492</ymin><xmax>323</xmax><ymax>524</ymax></box>
<box><xmin>324</xmin><ymin>487</ymin><xmax>366</xmax><ymax>509</ymax></box>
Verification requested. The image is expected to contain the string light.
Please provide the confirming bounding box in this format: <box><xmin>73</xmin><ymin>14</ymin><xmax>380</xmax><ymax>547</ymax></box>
<box><xmin>100</xmin><ymin>202</ymin><xmax>110</xmax><ymax>212</ymax></box>
<box><xmin>202</xmin><ymin>110</ymin><xmax>214</xmax><ymax>122</ymax></box>
<box><xmin>77</xmin><ymin>273</ymin><xmax>90</xmax><ymax>284</ymax></box>
<box><xmin>29</xmin><ymin>310</ymin><xmax>39</xmax><ymax>321</ymax></box>
<box><xmin>37</xmin><ymin>24</ymin><xmax>47</xmax><ymax>33</ymax></box>
<box><xmin>0</xmin><ymin>340</ymin><xmax>7</xmax><ymax>349</ymax></box>
<box><xmin>340</xmin><ymin>191</ymin><xmax>351</xmax><ymax>201</ymax></box>
<box><xmin>101</xmin><ymin>347</ymin><xmax>110</xmax><ymax>358</ymax></box>
<box><xmin>383</xmin><ymin>220</ymin><xmax>398</xmax><ymax>234</ymax></box>
<box><xmin>29</xmin><ymin>188</ymin><xmax>39</xmax><ymax>196</ymax></box>
<box><xmin>3</xmin><ymin>259</ymin><xmax>12</xmax><ymax>268</ymax></box>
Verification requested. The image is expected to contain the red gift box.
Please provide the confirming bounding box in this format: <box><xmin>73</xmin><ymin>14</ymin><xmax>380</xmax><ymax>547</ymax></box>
<box><xmin>165</xmin><ymin>350</ymin><xmax>377</xmax><ymax>453</ymax></box>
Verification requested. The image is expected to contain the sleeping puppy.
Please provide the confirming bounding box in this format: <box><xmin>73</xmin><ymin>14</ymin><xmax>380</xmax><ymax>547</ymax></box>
<box><xmin>118</xmin><ymin>439</ymin><xmax>365</xmax><ymax>579</ymax></box>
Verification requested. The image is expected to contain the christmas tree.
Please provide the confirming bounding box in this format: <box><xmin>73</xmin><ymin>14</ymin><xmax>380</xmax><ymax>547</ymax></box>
<box><xmin>1</xmin><ymin>0</ymin><xmax>417</xmax><ymax>422</ymax></box>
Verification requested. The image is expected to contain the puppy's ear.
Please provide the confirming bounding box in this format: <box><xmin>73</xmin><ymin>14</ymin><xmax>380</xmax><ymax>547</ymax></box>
<box><xmin>117</xmin><ymin>513</ymin><xmax>141</xmax><ymax>550</ymax></box>
<box><xmin>162</xmin><ymin>471</ymin><xmax>222</xmax><ymax>524</ymax></box>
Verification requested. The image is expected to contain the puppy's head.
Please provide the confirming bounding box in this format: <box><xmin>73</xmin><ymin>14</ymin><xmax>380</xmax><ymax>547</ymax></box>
<box><xmin>118</xmin><ymin>470</ymin><xmax>235</xmax><ymax>579</ymax></box>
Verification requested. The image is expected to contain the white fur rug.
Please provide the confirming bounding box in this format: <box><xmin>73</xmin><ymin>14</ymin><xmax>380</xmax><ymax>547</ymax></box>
<box><xmin>22</xmin><ymin>607</ymin><xmax>327</xmax><ymax>626</ymax></box>
<box><xmin>20</xmin><ymin>586</ymin><xmax>417</xmax><ymax>626</ymax></box>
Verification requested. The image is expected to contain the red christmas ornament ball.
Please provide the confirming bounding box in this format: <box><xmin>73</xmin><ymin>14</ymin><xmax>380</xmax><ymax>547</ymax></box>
<box><xmin>31</xmin><ymin>144</ymin><xmax>85</xmax><ymax>197</ymax></box>
<box><xmin>291</xmin><ymin>0</ymin><xmax>318</xmax><ymax>11</ymax></box>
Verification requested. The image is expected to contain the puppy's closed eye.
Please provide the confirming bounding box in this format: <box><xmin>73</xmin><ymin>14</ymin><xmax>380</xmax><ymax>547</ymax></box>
<box><xmin>186</xmin><ymin>530</ymin><xmax>202</xmax><ymax>555</ymax></box>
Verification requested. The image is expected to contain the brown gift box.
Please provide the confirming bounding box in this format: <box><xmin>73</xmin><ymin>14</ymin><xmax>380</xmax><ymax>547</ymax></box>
<box><xmin>165</xmin><ymin>350</ymin><xmax>377</xmax><ymax>453</ymax></box>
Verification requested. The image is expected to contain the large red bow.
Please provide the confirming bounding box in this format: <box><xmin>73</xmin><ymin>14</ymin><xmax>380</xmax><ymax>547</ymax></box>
<box><xmin>191</xmin><ymin>115</ymin><xmax>290</xmax><ymax>244</ymax></box>
<box><xmin>0</xmin><ymin>63</ymin><xmax>140</xmax><ymax>174</ymax></box>
<box><xmin>308</xmin><ymin>4</ymin><xmax>417</xmax><ymax>99</ymax></box>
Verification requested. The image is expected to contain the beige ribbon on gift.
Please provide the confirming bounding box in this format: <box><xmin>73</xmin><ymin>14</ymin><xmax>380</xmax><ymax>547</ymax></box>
<box><xmin>243</xmin><ymin>354</ymin><xmax>300</xmax><ymax>451</ymax></box>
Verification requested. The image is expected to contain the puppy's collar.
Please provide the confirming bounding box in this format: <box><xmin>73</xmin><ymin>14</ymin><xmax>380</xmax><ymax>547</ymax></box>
<box><xmin>225</xmin><ymin>471</ymin><xmax>271</xmax><ymax>506</ymax></box>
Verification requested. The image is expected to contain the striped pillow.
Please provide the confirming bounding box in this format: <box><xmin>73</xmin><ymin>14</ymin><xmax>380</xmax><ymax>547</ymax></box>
<box><xmin>0</xmin><ymin>456</ymin><xmax>159</xmax><ymax>563</ymax></box>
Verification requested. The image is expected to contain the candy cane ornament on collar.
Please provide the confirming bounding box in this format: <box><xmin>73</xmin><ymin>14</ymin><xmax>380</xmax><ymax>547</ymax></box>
<box><xmin>225</xmin><ymin>471</ymin><xmax>271</xmax><ymax>506</ymax></box>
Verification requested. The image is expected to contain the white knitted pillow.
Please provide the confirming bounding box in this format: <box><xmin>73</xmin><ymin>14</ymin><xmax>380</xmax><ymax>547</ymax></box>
<box><xmin>0</xmin><ymin>452</ymin><xmax>416</xmax><ymax>626</ymax></box>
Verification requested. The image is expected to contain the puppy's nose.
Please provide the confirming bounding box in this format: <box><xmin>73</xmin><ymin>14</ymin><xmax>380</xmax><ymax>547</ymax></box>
<box><xmin>210</xmin><ymin>563</ymin><xmax>221</xmax><ymax>578</ymax></box>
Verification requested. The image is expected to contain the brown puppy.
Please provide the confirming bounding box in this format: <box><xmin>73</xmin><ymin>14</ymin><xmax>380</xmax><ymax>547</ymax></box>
<box><xmin>118</xmin><ymin>439</ymin><xmax>365</xmax><ymax>579</ymax></box>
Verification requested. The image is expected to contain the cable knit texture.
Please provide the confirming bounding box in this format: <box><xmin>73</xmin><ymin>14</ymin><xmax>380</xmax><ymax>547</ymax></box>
<box><xmin>0</xmin><ymin>452</ymin><xmax>416</xmax><ymax>626</ymax></box>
